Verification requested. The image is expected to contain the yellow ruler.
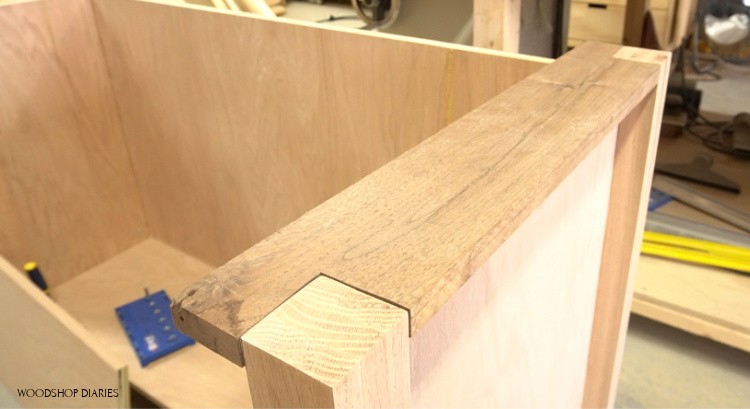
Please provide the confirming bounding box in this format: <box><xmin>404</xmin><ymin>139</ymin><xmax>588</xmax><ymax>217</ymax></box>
<box><xmin>641</xmin><ymin>231</ymin><xmax>750</xmax><ymax>274</ymax></box>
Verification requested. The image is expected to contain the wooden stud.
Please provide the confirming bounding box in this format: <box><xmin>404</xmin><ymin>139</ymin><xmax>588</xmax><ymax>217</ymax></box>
<box><xmin>236</xmin><ymin>0</ymin><xmax>275</xmax><ymax>17</ymax></box>
<box><xmin>473</xmin><ymin>0</ymin><xmax>521</xmax><ymax>52</ymax></box>
<box><xmin>623</xmin><ymin>0</ymin><xmax>651</xmax><ymax>46</ymax></box>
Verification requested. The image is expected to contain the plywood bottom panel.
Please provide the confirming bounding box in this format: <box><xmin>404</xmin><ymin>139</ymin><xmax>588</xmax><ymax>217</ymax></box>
<box><xmin>51</xmin><ymin>239</ymin><xmax>251</xmax><ymax>408</ymax></box>
<box><xmin>410</xmin><ymin>130</ymin><xmax>617</xmax><ymax>407</ymax></box>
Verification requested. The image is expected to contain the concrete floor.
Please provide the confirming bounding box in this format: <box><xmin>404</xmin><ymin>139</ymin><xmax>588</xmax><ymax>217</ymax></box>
<box><xmin>616</xmin><ymin>316</ymin><xmax>750</xmax><ymax>408</ymax></box>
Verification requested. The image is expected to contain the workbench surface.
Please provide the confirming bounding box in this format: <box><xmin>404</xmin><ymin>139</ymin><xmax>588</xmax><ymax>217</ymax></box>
<box><xmin>634</xmin><ymin>135</ymin><xmax>750</xmax><ymax>352</ymax></box>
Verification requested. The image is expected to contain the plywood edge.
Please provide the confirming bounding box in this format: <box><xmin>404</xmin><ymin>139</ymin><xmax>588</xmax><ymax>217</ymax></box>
<box><xmin>0</xmin><ymin>0</ymin><xmax>37</xmax><ymax>7</ymax></box>
<box><xmin>241</xmin><ymin>275</ymin><xmax>410</xmax><ymax>408</ymax></box>
<box><xmin>632</xmin><ymin>296</ymin><xmax>750</xmax><ymax>353</ymax></box>
<box><xmin>128</xmin><ymin>0</ymin><xmax>551</xmax><ymax>65</ymax></box>
<box><xmin>174</xmin><ymin>42</ymin><xmax>664</xmax><ymax>366</ymax></box>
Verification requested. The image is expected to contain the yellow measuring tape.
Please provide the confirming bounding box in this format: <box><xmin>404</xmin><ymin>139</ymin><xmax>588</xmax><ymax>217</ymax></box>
<box><xmin>641</xmin><ymin>231</ymin><xmax>750</xmax><ymax>274</ymax></box>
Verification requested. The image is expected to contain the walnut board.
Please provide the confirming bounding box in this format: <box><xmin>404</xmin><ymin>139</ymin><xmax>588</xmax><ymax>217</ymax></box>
<box><xmin>173</xmin><ymin>42</ymin><xmax>665</xmax><ymax>367</ymax></box>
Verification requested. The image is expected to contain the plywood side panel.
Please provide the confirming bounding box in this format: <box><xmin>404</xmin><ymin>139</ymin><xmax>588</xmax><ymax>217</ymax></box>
<box><xmin>411</xmin><ymin>130</ymin><xmax>616</xmax><ymax>408</ymax></box>
<box><xmin>0</xmin><ymin>255</ymin><xmax>127</xmax><ymax>408</ymax></box>
<box><xmin>173</xmin><ymin>42</ymin><xmax>663</xmax><ymax>366</ymax></box>
<box><xmin>92</xmin><ymin>0</ymin><xmax>547</xmax><ymax>268</ymax></box>
<box><xmin>450</xmin><ymin>49</ymin><xmax>551</xmax><ymax>123</ymax></box>
<box><xmin>0</xmin><ymin>0</ymin><xmax>147</xmax><ymax>286</ymax></box>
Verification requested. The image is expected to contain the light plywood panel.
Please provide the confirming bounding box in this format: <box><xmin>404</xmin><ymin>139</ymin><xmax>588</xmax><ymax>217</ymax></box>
<box><xmin>0</xmin><ymin>0</ymin><xmax>147</xmax><ymax>287</ymax></box>
<box><xmin>0</xmin><ymin>256</ymin><xmax>127</xmax><ymax>408</ymax></box>
<box><xmin>92</xmin><ymin>0</ymin><xmax>547</xmax><ymax>270</ymax></box>
<box><xmin>173</xmin><ymin>42</ymin><xmax>664</xmax><ymax>366</ymax></box>
<box><xmin>410</xmin><ymin>129</ymin><xmax>616</xmax><ymax>408</ymax></box>
<box><xmin>51</xmin><ymin>239</ymin><xmax>251</xmax><ymax>408</ymax></box>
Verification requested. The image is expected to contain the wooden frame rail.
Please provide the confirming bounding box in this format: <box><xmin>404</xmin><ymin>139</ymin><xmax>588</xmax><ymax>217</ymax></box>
<box><xmin>174</xmin><ymin>43</ymin><xmax>670</xmax><ymax>408</ymax></box>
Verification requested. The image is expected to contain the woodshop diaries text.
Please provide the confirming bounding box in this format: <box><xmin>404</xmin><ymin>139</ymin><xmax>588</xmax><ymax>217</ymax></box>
<box><xmin>17</xmin><ymin>388</ymin><xmax>119</xmax><ymax>398</ymax></box>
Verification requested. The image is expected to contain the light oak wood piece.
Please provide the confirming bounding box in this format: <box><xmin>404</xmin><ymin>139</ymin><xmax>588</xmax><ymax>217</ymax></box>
<box><xmin>243</xmin><ymin>276</ymin><xmax>410</xmax><ymax>408</ymax></box>
<box><xmin>473</xmin><ymin>0</ymin><xmax>521</xmax><ymax>52</ymax></box>
<box><xmin>0</xmin><ymin>0</ymin><xmax>147</xmax><ymax>287</ymax></box>
<box><xmin>51</xmin><ymin>239</ymin><xmax>252</xmax><ymax>408</ymax></box>
<box><xmin>0</xmin><ymin>256</ymin><xmax>128</xmax><ymax>408</ymax></box>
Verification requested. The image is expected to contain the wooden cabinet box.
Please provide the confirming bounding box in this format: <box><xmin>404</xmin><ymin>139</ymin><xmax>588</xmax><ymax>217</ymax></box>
<box><xmin>0</xmin><ymin>0</ymin><xmax>668</xmax><ymax>407</ymax></box>
<box><xmin>568</xmin><ymin>0</ymin><xmax>676</xmax><ymax>48</ymax></box>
